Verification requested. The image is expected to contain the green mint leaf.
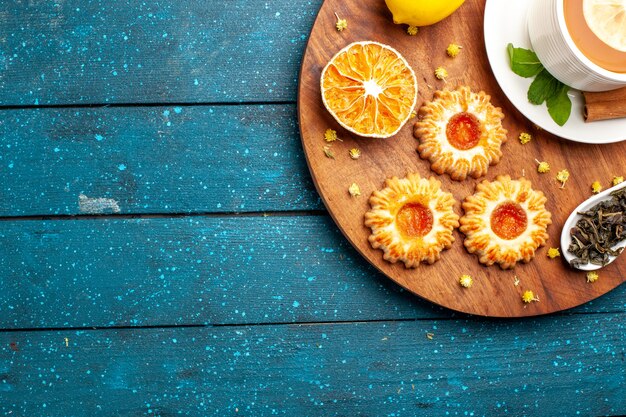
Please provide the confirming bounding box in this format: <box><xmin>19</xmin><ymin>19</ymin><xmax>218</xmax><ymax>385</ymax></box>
<box><xmin>507</xmin><ymin>43</ymin><xmax>515</xmax><ymax>66</ymax></box>
<box><xmin>508</xmin><ymin>43</ymin><xmax>572</xmax><ymax>126</ymax></box>
<box><xmin>507</xmin><ymin>43</ymin><xmax>543</xmax><ymax>77</ymax></box>
<box><xmin>546</xmin><ymin>84</ymin><xmax>572</xmax><ymax>126</ymax></box>
<box><xmin>527</xmin><ymin>69</ymin><xmax>561</xmax><ymax>105</ymax></box>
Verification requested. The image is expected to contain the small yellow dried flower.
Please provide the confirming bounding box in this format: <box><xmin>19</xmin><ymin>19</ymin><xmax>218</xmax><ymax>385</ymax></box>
<box><xmin>547</xmin><ymin>247</ymin><xmax>560</xmax><ymax>259</ymax></box>
<box><xmin>323</xmin><ymin>145</ymin><xmax>335</xmax><ymax>159</ymax></box>
<box><xmin>407</xmin><ymin>25</ymin><xmax>418</xmax><ymax>36</ymax></box>
<box><xmin>410</xmin><ymin>110</ymin><xmax>417</xmax><ymax>119</ymax></box>
<box><xmin>324</xmin><ymin>128</ymin><xmax>338</xmax><ymax>142</ymax></box>
<box><xmin>536</xmin><ymin>160</ymin><xmax>550</xmax><ymax>173</ymax></box>
<box><xmin>613</xmin><ymin>176</ymin><xmax>624</xmax><ymax>186</ymax></box>
<box><xmin>334</xmin><ymin>13</ymin><xmax>347</xmax><ymax>31</ymax></box>
<box><xmin>446</xmin><ymin>43</ymin><xmax>462</xmax><ymax>58</ymax></box>
<box><xmin>349</xmin><ymin>148</ymin><xmax>361</xmax><ymax>160</ymax></box>
<box><xmin>434</xmin><ymin>66</ymin><xmax>448</xmax><ymax>81</ymax></box>
<box><xmin>591</xmin><ymin>181</ymin><xmax>602</xmax><ymax>194</ymax></box>
<box><xmin>556</xmin><ymin>169</ymin><xmax>570</xmax><ymax>188</ymax></box>
<box><xmin>519</xmin><ymin>132</ymin><xmax>532</xmax><ymax>144</ymax></box>
<box><xmin>348</xmin><ymin>182</ymin><xmax>361</xmax><ymax>197</ymax></box>
<box><xmin>522</xmin><ymin>290</ymin><xmax>539</xmax><ymax>303</ymax></box>
<box><xmin>459</xmin><ymin>274</ymin><xmax>473</xmax><ymax>288</ymax></box>
<box><xmin>586</xmin><ymin>271</ymin><xmax>599</xmax><ymax>283</ymax></box>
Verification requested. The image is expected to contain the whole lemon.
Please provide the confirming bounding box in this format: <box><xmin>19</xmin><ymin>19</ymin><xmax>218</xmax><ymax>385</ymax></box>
<box><xmin>385</xmin><ymin>0</ymin><xmax>465</xmax><ymax>27</ymax></box>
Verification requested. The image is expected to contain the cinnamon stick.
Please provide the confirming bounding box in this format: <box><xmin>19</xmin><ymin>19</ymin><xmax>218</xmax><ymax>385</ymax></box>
<box><xmin>583</xmin><ymin>87</ymin><xmax>626</xmax><ymax>122</ymax></box>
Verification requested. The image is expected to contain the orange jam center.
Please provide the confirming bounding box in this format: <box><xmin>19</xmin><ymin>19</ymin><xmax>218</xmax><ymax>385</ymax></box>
<box><xmin>396</xmin><ymin>202</ymin><xmax>434</xmax><ymax>238</ymax></box>
<box><xmin>490</xmin><ymin>201</ymin><xmax>528</xmax><ymax>240</ymax></box>
<box><xmin>446</xmin><ymin>112</ymin><xmax>482</xmax><ymax>150</ymax></box>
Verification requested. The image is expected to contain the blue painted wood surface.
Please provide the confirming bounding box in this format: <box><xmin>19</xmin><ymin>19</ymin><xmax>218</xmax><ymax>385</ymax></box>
<box><xmin>0</xmin><ymin>216</ymin><xmax>447</xmax><ymax>328</ymax></box>
<box><xmin>0</xmin><ymin>0</ymin><xmax>625</xmax><ymax>415</ymax></box>
<box><xmin>2</xmin><ymin>315</ymin><xmax>625</xmax><ymax>416</ymax></box>
<box><xmin>0</xmin><ymin>0</ymin><xmax>321</xmax><ymax>105</ymax></box>
<box><xmin>0</xmin><ymin>105</ymin><xmax>321</xmax><ymax>215</ymax></box>
<box><xmin>1</xmin><ymin>216</ymin><xmax>625</xmax><ymax>329</ymax></box>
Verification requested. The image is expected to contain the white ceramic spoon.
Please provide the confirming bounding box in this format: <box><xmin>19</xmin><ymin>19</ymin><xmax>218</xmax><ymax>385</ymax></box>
<box><xmin>561</xmin><ymin>182</ymin><xmax>626</xmax><ymax>271</ymax></box>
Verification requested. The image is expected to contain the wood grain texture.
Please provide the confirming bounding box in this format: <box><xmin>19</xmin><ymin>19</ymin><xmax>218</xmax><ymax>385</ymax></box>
<box><xmin>0</xmin><ymin>105</ymin><xmax>321</xmax><ymax>216</ymax></box>
<box><xmin>1</xmin><ymin>215</ymin><xmax>624</xmax><ymax>330</ymax></box>
<box><xmin>2</xmin><ymin>315</ymin><xmax>625</xmax><ymax>416</ymax></box>
<box><xmin>0</xmin><ymin>0</ymin><xmax>624</xmax><ymax>414</ymax></box>
<box><xmin>0</xmin><ymin>215</ymin><xmax>449</xmax><ymax>329</ymax></box>
<box><xmin>298</xmin><ymin>0</ymin><xmax>626</xmax><ymax>317</ymax></box>
<box><xmin>0</xmin><ymin>0</ymin><xmax>321</xmax><ymax>105</ymax></box>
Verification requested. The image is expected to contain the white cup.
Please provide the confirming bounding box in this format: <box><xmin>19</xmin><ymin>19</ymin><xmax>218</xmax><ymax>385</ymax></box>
<box><xmin>527</xmin><ymin>0</ymin><xmax>626</xmax><ymax>92</ymax></box>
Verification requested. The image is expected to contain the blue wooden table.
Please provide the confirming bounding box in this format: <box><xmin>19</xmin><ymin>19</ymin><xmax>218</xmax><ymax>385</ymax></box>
<box><xmin>1</xmin><ymin>1</ymin><xmax>625</xmax><ymax>415</ymax></box>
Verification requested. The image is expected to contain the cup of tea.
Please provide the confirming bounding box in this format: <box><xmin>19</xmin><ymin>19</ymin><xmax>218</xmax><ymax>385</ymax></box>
<box><xmin>527</xmin><ymin>0</ymin><xmax>626</xmax><ymax>92</ymax></box>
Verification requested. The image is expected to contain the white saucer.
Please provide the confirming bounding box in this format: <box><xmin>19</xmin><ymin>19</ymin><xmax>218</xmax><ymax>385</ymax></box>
<box><xmin>483</xmin><ymin>0</ymin><xmax>626</xmax><ymax>144</ymax></box>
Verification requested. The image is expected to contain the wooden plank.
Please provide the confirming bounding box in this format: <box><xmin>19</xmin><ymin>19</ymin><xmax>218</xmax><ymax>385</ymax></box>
<box><xmin>0</xmin><ymin>104</ymin><xmax>322</xmax><ymax>216</ymax></box>
<box><xmin>1</xmin><ymin>215</ymin><xmax>624</xmax><ymax>330</ymax></box>
<box><xmin>0</xmin><ymin>215</ymin><xmax>448</xmax><ymax>329</ymax></box>
<box><xmin>0</xmin><ymin>0</ymin><xmax>321</xmax><ymax>105</ymax></box>
<box><xmin>2</xmin><ymin>315</ymin><xmax>625</xmax><ymax>415</ymax></box>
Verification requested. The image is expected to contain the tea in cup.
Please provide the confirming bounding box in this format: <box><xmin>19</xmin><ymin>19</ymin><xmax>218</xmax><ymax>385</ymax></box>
<box><xmin>528</xmin><ymin>0</ymin><xmax>626</xmax><ymax>92</ymax></box>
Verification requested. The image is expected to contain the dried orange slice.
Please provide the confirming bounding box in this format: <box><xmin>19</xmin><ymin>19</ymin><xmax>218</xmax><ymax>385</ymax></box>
<box><xmin>320</xmin><ymin>41</ymin><xmax>418</xmax><ymax>138</ymax></box>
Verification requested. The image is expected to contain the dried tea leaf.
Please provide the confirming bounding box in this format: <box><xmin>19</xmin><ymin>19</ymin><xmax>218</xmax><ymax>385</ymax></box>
<box><xmin>568</xmin><ymin>188</ymin><xmax>626</xmax><ymax>267</ymax></box>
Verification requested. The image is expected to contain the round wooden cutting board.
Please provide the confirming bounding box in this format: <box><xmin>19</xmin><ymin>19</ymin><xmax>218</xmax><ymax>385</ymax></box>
<box><xmin>297</xmin><ymin>0</ymin><xmax>626</xmax><ymax>317</ymax></box>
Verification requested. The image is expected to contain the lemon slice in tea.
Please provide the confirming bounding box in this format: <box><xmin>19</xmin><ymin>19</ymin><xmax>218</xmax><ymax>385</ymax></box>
<box><xmin>583</xmin><ymin>0</ymin><xmax>626</xmax><ymax>52</ymax></box>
